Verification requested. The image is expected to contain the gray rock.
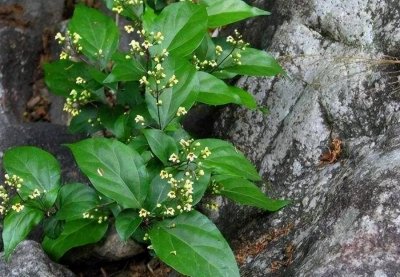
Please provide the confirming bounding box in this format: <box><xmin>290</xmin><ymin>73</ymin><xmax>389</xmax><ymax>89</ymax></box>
<box><xmin>0</xmin><ymin>0</ymin><xmax>64</xmax><ymax>123</ymax></box>
<box><xmin>212</xmin><ymin>0</ymin><xmax>400</xmax><ymax>276</ymax></box>
<box><xmin>93</xmin><ymin>226</ymin><xmax>144</xmax><ymax>261</ymax></box>
<box><xmin>64</xmin><ymin>225</ymin><xmax>144</xmax><ymax>264</ymax></box>
<box><xmin>0</xmin><ymin>240</ymin><xmax>75</xmax><ymax>277</ymax></box>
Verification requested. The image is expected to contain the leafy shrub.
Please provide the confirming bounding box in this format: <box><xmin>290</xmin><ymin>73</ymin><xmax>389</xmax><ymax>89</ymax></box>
<box><xmin>1</xmin><ymin>0</ymin><xmax>288</xmax><ymax>276</ymax></box>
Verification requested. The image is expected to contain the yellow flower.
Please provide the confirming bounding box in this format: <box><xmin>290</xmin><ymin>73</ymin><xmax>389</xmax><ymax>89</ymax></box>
<box><xmin>176</xmin><ymin>107</ymin><xmax>187</xmax><ymax>117</ymax></box>
<box><xmin>11</xmin><ymin>203</ymin><xmax>24</xmax><ymax>213</ymax></box>
<box><xmin>139</xmin><ymin>208</ymin><xmax>150</xmax><ymax>218</ymax></box>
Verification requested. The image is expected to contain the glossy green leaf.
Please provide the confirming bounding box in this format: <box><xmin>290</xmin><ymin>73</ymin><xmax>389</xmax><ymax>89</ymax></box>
<box><xmin>69</xmin><ymin>5</ymin><xmax>119</xmax><ymax>68</ymax></box>
<box><xmin>216</xmin><ymin>177</ymin><xmax>289</xmax><ymax>211</ymax></box>
<box><xmin>115</xmin><ymin>209</ymin><xmax>142</xmax><ymax>241</ymax></box>
<box><xmin>196</xmin><ymin>139</ymin><xmax>261</xmax><ymax>181</ymax></box>
<box><xmin>43</xmin><ymin>217</ymin><xmax>65</xmax><ymax>239</ymax></box>
<box><xmin>42</xmin><ymin>219</ymin><xmax>108</xmax><ymax>261</ymax></box>
<box><xmin>44</xmin><ymin>60</ymin><xmax>87</xmax><ymax>97</ymax></box>
<box><xmin>68</xmin><ymin>106</ymin><xmax>101</xmax><ymax>135</ymax></box>
<box><xmin>150</xmin><ymin>211</ymin><xmax>239</xmax><ymax>277</ymax></box>
<box><xmin>144</xmin><ymin>174</ymin><xmax>170</xmax><ymax>211</ymax></box>
<box><xmin>68</xmin><ymin>138</ymin><xmax>149</xmax><ymax>209</ymax></box>
<box><xmin>219</xmin><ymin>48</ymin><xmax>283</xmax><ymax>76</ymax></box>
<box><xmin>151</xmin><ymin>2</ymin><xmax>208</xmax><ymax>57</ymax></box>
<box><xmin>103</xmin><ymin>52</ymin><xmax>145</xmax><ymax>83</ymax></box>
<box><xmin>197</xmin><ymin>71</ymin><xmax>257</xmax><ymax>109</ymax></box>
<box><xmin>3</xmin><ymin>147</ymin><xmax>61</xmax><ymax>208</ymax></box>
<box><xmin>200</xmin><ymin>0</ymin><xmax>269</xmax><ymax>28</ymax></box>
<box><xmin>142</xmin><ymin>129</ymin><xmax>178</xmax><ymax>165</ymax></box>
<box><xmin>3</xmin><ymin>207</ymin><xmax>44</xmax><ymax>259</ymax></box>
<box><xmin>145</xmin><ymin>58</ymin><xmax>198</xmax><ymax>129</ymax></box>
<box><xmin>56</xmin><ymin>183</ymin><xmax>99</xmax><ymax>221</ymax></box>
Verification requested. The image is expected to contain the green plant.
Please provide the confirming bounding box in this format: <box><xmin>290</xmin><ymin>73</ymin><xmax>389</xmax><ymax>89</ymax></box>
<box><xmin>1</xmin><ymin>0</ymin><xmax>288</xmax><ymax>275</ymax></box>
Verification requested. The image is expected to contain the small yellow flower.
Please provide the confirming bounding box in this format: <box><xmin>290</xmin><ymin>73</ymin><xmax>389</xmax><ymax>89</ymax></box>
<box><xmin>176</xmin><ymin>107</ymin><xmax>187</xmax><ymax>117</ymax></box>
<box><xmin>59</xmin><ymin>51</ymin><xmax>68</xmax><ymax>60</ymax></box>
<box><xmin>11</xmin><ymin>203</ymin><xmax>24</xmax><ymax>213</ymax></box>
<box><xmin>124</xmin><ymin>25</ymin><xmax>134</xmax><ymax>33</ymax></box>
<box><xmin>112</xmin><ymin>5</ymin><xmax>123</xmax><ymax>14</ymax></box>
<box><xmin>169</xmin><ymin>153</ymin><xmax>180</xmax><ymax>163</ymax></box>
<box><xmin>160</xmin><ymin>170</ymin><xmax>169</xmax><ymax>179</ymax></box>
<box><xmin>186</xmin><ymin>152</ymin><xmax>197</xmax><ymax>162</ymax></box>
<box><xmin>167</xmin><ymin>191</ymin><xmax>176</xmax><ymax>199</ymax></box>
<box><xmin>201</xmin><ymin>147</ymin><xmax>211</xmax><ymax>158</ymax></box>
<box><xmin>139</xmin><ymin>76</ymin><xmax>149</xmax><ymax>86</ymax></box>
<box><xmin>76</xmin><ymin>77</ymin><xmax>86</xmax><ymax>84</ymax></box>
<box><xmin>139</xmin><ymin>208</ymin><xmax>150</xmax><ymax>218</ymax></box>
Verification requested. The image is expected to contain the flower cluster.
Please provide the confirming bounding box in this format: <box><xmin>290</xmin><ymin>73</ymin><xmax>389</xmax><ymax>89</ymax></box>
<box><xmin>128</xmin><ymin>30</ymin><xmax>165</xmax><ymax>57</ymax></box>
<box><xmin>226</xmin><ymin>29</ymin><xmax>250</xmax><ymax>65</ymax></box>
<box><xmin>55</xmin><ymin>31</ymin><xmax>83</xmax><ymax>60</ymax></box>
<box><xmin>209</xmin><ymin>181</ymin><xmax>223</xmax><ymax>195</ymax></box>
<box><xmin>152</xmin><ymin>140</ymin><xmax>214</xmax><ymax>217</ymax></box>
<box><xmin>112</xmin><ymin>0</ymin><xmax>143</xmax><ymax>14</ymax></box>
<box><xmin>206</xmin><ymin>200</ymin><xmax>219</xmax><ymax>211</ymax></box>
<box><xmin>63</xmin><ymin>89</ymin><xmax>91</xmax><ymax>117</ymax></box>
<box><xmin>192</xmin><ymin>55</ymin><xmax>218</xmax><ymax>70</ymax></box>
<box><xmin>82</xmin><ymin>209</ymin><xmax>108</xmax><ymax>224</ymax></box>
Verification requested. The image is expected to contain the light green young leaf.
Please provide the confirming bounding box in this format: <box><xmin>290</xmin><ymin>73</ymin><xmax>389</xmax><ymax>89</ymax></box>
<box><xmin>3</xmin><ymin>147</ymin><xmax>61</xmax><ymax>208</ymax></box>
<box><xmin>42</xmin><ymin>219</ymin><xmax>108</xmax><ymax>261</ymax></box>
<box><xmin>195</xmin><ymin>139</ymin><xmax>261</xmax><ymax>181</ymax></box>
<box><xmin>219</xmin><ymin>48</ymin><xmax>283</xmax><ymax>76</ymax></box>
<box><xmin>200</xmin><ymin>0</ymin><xmax>269</xmax><ymax>28</ymax></box>
<box><xmin>3</xmin><ymin>206</ymin><xmax>44</xmax><ymax>259</ymax></box>
<box><xmin>115</xmin><ymin>209</ymin><xmax>142</xmax><ymax>241</ymax></box>
<box><xmin>56</xmin><ymin>183</ymin><xmax>99</xmax><ymax>221</ymax></box>
<box><xmin>215</xmin><ymin>177</ymin><xmax>289</xmax><ymax>211</ymax></box>
<box><xmin>150</xmin><ymin>211</ymin><xmax>239</xmax><ymax>277</ymax></box>
<box><xmin>142</xmin><ymin>129</ymin><xmax>178</xmax><ymax>165</ymax></box>
<box><xmin>68</xmin><ymin>138</ymin><xmax>149</xmax><ymax>209</ymax></box>
<box><xmin>69</xmin><ymin>4</ymin><xmax>119</xmax><ymax>68</ymax></box>
<box><xmin>197</xmin><ymin>71</ymin><xmax>257</xmax><ymax>109</ymax></box>
<box><xmin>150</xmin><ymin>2</ymin><xmax>208</xmax><ymax>57</ymax></box>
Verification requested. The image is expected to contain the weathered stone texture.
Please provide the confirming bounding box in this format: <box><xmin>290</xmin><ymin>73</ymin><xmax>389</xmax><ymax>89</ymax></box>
<box><xmin>214</xmin><ymin>0</ymin><xmax>400</xmax><ymax>276</ymax></box>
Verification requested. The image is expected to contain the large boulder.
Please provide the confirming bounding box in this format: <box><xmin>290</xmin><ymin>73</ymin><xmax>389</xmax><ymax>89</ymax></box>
<box><xmin>213</xmin><ymin>0</ymin><xmax>400</xmax><ymax>276</ymax></box>
<box><xmin>0</xmin><ymin>240</ymin><xmax>75</xmax><ymax>277</ymax></box>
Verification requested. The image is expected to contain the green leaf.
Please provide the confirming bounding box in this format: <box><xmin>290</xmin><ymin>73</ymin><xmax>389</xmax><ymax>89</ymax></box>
<box><xmin>196</xmin><ymin>139</ymin><xmax>261</xmax><ymax>181</ymax></box>
<box><xmin>219</xmin><ymin>48</ymin><xmax>283</xmax><ymax>76</ymax></box>
<box><xmin>43</xmin><ymin>217</ymin><xmax>65</xmax><ymax>239</ymax></box>
<box><xmin>144</xmin><ymin>174</ymin><xmax>170</xmax><ymax>211</ymax></box>
<box><xmin>151</xmin><ymin>2</ymin><xmax>208</xmax><ymax>57</ymax></box>
<box><xmin>3</xmin><ymin>147</ymin><xmax>61</xmax><ymax>208</ymax></box>
<box><xmin>68</xmin><ymin>138</ymin><xmax>149</xmax><ymax>209</ymax></box>
<box><xmin>68</xmin><ymin>106</ymin><xmax>101</xmax><ymax>135</ymax></box>
<box><xmin>216</xmin><ymin>177</ymin><xmax>289</xmax><ymax>211</ymax></box>
<box><xmin>69</xmin><ymin>5</ymin><xmax>119</xmax><ymax>68</ymax></box>
<box><xmin>143</xmin><ymin>4</ymin><xmax>157</xmax><ymax>30</ymax></box>
<box><xmin>197</xmin><ymin>71</ymin><xmax>257</xmax><ymax>109</ymax></box>
<box><xmin>44</xmin><ymin>60</ymin><xmax>87</xmax><ymax>97</ymax></box>
<box><xmin>145</xmin><ymin>58</ymin><xmax>198</xmax><ymax>129</ymax></box>
<box><xmin>42</xmin><ymin>219</ymin><xmax>108</xmax><ymax>261</ymax></box>
<box><xmin>3</xmin><ymin>207</ymin><xmax>44</xmax><ymax>259</ymax></box>
<box><xmin>56</xmin><ymin>183</ymin><xmax>99</xmax><ymax>221</ymax></box>
<box><xmin>200</xmin><ymin>0</ymin><xmax>269</xmax><ymax>28</ymax></box>
<box><xmin>150</xmin><ymin>211</ymin><xmax>239</xmax><ymax>277</ymax></box>
<box><xmin>103</xmin><ymin>52</ymin><xmax>145</xmax><ymax>83</ymax></box>
<box><xmin>115</xmin><ymin>209</ymin><xmax>142</xmax><ymax>241</ymax></box>
<box><xmin>142</xmin><ymin>129</ymin><xmax>178</xmax><ymax>165</ymax></box>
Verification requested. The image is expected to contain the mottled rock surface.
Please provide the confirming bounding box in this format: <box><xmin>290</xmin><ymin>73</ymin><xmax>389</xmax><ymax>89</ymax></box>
<box><xmin>0</xmin><ymin>0</ymin><xmax>64</xmax><ymax>122</ymax></box>
<box><xmin>0</xmin><ymin>240</ymin><xmax>75</xmax><ymax>277</ymax></box>
<box><xmin>213</xmin><ymin>0</ymin><xmax>400</xmax><ymax>276</ymax></box>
